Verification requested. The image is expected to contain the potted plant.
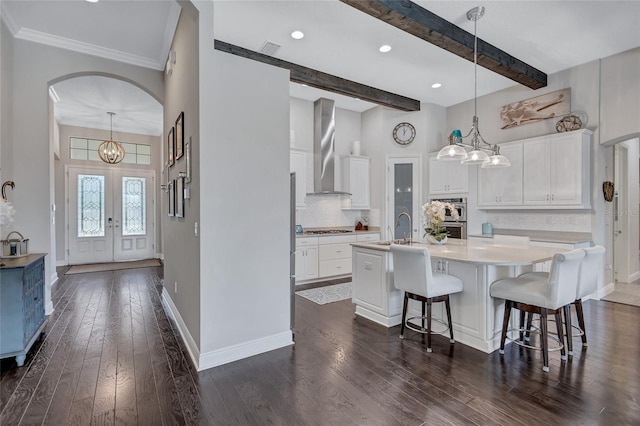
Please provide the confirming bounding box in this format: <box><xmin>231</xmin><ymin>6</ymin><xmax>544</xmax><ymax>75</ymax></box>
<box><xmin>421</xmin><ymin>200</ymin><xmax>459</xmax><ymax>244</ymax></box>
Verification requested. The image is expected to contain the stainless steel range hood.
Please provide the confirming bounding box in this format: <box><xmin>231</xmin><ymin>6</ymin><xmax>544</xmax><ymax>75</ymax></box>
<box><xmin>308</xmin><ymin>98</ymin><xmax>350</xmax><ymax>196</ymax></box>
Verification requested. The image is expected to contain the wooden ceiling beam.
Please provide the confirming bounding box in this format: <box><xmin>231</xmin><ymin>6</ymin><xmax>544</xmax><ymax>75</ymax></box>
<box><xmin>214</xmin><ymin>40</ymin><xmax>421</xmax><ymax>112</ymax></box>
<box><xmin>340</xmin><ymin>0</ymin><xmax>547</xmax><ymax>90</ymax></box>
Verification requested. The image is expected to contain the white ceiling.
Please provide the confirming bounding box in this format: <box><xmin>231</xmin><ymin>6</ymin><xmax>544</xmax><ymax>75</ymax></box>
<box><xmin>2</xmin><ymin>0</ymin><xmax>640</xmax><ymax>134</ymax></box>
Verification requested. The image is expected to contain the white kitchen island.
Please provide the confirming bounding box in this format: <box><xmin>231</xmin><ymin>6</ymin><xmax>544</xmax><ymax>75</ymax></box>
<box><xmin>351</xmin><ymin>239</ymin><xmax>571</xmax><ymax>353</ymax></box>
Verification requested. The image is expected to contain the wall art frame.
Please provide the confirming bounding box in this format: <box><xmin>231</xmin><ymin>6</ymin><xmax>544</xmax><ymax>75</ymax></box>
<box><xmin>168</xmin><ymin>126</ymin><xmax>175</xmax><ymax>167</ymax></box>
<box><xmin>168</xmin><ymin>179</ymin><xmax>175</xmax><ymax>217</ymax></box>
<box><xmin>175</xmin><ymin>111</ymin><xmax>184</xmax><ymax>160</ymax></box>
<box><xmin>176</xmin><ymin>176</ymin><xmax>185</xmax><ymax>218</ymax></box>
<box><xmin>500</xmin><ymin>88</ymin><xmax>570</xmax><ymax>129</ymax></box>
<box><xmin>185</xmin><ymin>137</ymin><xmax>191</xmax><ymax>184</ymax></box>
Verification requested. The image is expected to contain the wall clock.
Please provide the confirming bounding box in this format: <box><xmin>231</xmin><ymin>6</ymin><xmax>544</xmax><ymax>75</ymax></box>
<box><xmin>393</xmin><ymin>122</ymin><xmax>416</xmax><ymax>145</ymax></box>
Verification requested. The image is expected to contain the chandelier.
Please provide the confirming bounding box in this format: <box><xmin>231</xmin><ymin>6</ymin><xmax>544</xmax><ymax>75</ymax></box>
<box><xmin>436</xmin><ymin>6</ymin><xmax>510</xmax><ymax>168</ymax></box>
<box><xmin>98</xmin><ymin>112</ymin><xmax>125</xmax><ymax>164</ymax></box>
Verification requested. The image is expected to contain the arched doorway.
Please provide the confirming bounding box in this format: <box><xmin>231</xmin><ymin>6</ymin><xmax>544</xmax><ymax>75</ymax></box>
<box><xmin>49</xmin><ymin>75</ymin><xmax>164</xmax><ymax>265</ymax></box>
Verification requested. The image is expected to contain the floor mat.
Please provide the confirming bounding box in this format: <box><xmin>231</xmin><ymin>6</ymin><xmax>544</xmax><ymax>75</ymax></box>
<box><xmin>65</xmin><ymin>258</ymin><xmax>162</xmax><ymax>275</ymax></box>
<box><xmin>296</xmin><ymin>282</ymin><xmax>352</xmax><ymax>305</ymax></box>
<box><xmin>601</xmin><ymin>283</ymin><xmax>640</xmax><ymax>307</ymax></box>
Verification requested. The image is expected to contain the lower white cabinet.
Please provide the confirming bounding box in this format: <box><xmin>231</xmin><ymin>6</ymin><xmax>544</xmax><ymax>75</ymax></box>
<box><xmin>294</xmin><ymin>237</ymin><xmax>318</xmax><ymax>280</ymax></box>
<box><xmin>296</xmin><ymin>233</ymin><xmax>381</xmax><ymax>283</ymax></box>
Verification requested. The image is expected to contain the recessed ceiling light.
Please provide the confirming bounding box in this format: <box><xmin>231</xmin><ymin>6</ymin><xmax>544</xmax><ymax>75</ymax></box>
<box><xmin>379</xmin><ymin>45</ymin><xmax>392</xmax><ymax>53</ymax></box>
<box><xmin>291</xmin><ymin>31</ymin><xmax>304</xmax><ymax>40</ymax></box>
<box><xmin>85</xmin><ymin>0</ymin><xmax>99</xmax><ymax>3</ymax></box>
<box><xmin>432</xmin><ymin>83</ymin><xmax>442</xmax><ymax>89</ymax></box>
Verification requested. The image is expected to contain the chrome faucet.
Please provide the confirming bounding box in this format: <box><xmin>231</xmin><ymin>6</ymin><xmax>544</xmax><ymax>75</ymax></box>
<box><xmin>395</xmin><ymin>212</ymin><xmax>412</xmax><ymax>244</ymax></box>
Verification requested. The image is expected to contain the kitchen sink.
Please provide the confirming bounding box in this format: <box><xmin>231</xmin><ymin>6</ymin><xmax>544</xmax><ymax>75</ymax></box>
<box><xmin>371</xmin><ymin>239</ymin><xmax>412</xmax><ymax>246</ymax></box>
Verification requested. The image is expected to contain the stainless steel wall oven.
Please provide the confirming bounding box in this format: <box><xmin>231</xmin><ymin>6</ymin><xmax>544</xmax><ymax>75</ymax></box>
<box><xmin>430</xmin><ymin>197</ymin><xmax>467</xmax><ymax>239</ymax></box>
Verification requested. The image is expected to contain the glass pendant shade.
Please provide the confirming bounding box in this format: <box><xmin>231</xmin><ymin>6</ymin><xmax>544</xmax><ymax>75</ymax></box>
<box><xmin>461</xmin><ymin>149</ymin><xmax>489</xmax><ymax>165</ymax></box>
<box><xmin>482</xmin><ymin>154</ymin><xmax>511</xmax><ymax>168</ymax></box>
<box><xmin>436</xmin><ymin>144</ymin><xmax>468</xmax><ymax>161</ymax></box>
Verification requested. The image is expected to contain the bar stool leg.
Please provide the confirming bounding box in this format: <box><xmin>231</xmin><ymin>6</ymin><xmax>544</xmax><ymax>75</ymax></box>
<box><xmin>525</xmin><ymin>312</ymin><xmax>534</xmax><ymax>342</ymax></box>
<box><xmin>519</xmin><ymin>310</ymin><xmax>526</xmax><ymax>342</ymax></box>
<box><xmin>499</xmin><ymin>301</ymin><xmax>512</xmax><ymax>355</ymax></box>
<box><xmin>400</xmin><ymin>293</ymin><xmax>408</xmax><ymax>339</ymax></box>
<box><xmin>445</xmin><ymin>296</ymin><xmax>455</xmax><ymax>343</ymax></box>
<box><xmin>554</xmin><ymin>310</ymin><xmax>566</xmax><ymax>361</ymax></box>
<box><xmin>421</xmin><ymin>301</ymin><xmax>426</xmax><ymax>344</ymax></box>
<box><xmin>540</xmin><ymin>309</ymin><xmax>549</xmax><ymax>372</ymax></box>
<box><xmin>564</xmin><ymin>305</ymin><xmax>573</xmax><ymax>356</ymax></box>
<box><xmin>426</xmin><ymin>299</ymin><xmax>433</xmax><ymax>353</ymax></box>
<box><xmin>574</xmin><ymin>299</ymin><xmax>587</xmax><ymax>347</ymax></box>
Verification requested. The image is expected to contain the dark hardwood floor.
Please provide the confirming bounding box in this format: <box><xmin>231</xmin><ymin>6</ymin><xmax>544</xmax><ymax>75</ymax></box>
<box><xmin>2</xmin><ymin>266</ymin><xmax>639</xmax><ymax>425</ymax></box>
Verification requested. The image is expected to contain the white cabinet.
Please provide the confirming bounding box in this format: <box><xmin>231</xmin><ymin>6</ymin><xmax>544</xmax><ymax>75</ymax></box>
<box><xmin>342</xmin><ymin>156</ymin><xmax>370</xmax><ymax>209</ymax></box>
<box><xmin>478</xmin><ymin>142</ymin><xmax>523</xmax><ymax>207</ymax></box>
<box><xmin>294</xmin><ymin>237</ymin><xmax>318</xmax><ymax>281</ymax></box>
<box><xmin>429</xmin><ymin>153</ymin><xmax>468</xmax><ymax>195</ymax></box>
<box><xmin>318</xmin><ymin>234</ymin><xmax>354</xmax><ymax>278</ymax></box>
<box><xmin>523</xmin><ymin>130</ymin><xmax>591</xmax><ymax>208</ymax></box>
<box><xmin>290</xmin><ymin>150</ymin><xmax>307</xmax><ymax>208</ymax></box>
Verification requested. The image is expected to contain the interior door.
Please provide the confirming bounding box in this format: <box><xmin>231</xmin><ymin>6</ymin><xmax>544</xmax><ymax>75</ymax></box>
<box><xmin>386</xmin><ymin>155</ymin><xmax>422</xmax><ymax>241</ymax></box>
<box><xmin>68</xmin><ymin>166</ymin><xmax>155</xmax><ymax>265</ymax></box>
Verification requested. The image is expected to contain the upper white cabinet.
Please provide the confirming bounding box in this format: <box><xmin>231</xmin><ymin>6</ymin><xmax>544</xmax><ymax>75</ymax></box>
<box><xmin>342</xmin><ymin>155</ymin><xmax>370</xmax><ymax>210</ymax></box>
<box><xmin>290</xmin><ymin>149</ymin><xmax>307</xmax><ymax>208</ymax></box>
<box><xmin>523</xmin><ymin>129</ymin><xmax>591</xmax><ymax>208</ymax></box>
<box><xmin>429</xmin><ymin>153</ymin><xmax>468</xmax><ymax>195</ymax></box>
<box><xmin>478</xmin><ymin>142</ymin><xmax>523</xmax><ymax>207</ymax></box>
<box><xmin>478</xmin><ymin>129</ymin><xmax>592</xmax><ymax>210</ymax></box>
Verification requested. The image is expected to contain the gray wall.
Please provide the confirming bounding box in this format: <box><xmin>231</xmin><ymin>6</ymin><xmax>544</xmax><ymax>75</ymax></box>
<box><xmin>163</xmin><ymin>5</ymin><xmax>202</xmax><ymax>348</ymax></box>
<box><xmin>1</xmin><ymin>20</ymin><xmax>13</xmax><ymax>184</ymax></box>
<box><xmin>2</xmin><ymin>27</ymin><xmax>163</xmax><ymax>313</ymax></box>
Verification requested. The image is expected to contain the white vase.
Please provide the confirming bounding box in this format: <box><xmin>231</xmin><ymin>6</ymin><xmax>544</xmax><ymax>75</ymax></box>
<box><xmin>426</xmin><ymin>235</ymin><xmax>447</xmax><ymax>245</ymax></box>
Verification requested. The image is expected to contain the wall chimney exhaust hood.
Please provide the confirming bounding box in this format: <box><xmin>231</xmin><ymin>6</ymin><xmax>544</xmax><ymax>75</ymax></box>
<box><xmin>308</xmin><ymin>98</ymin><xmax>350</xmax><ymax>196</ymax></box>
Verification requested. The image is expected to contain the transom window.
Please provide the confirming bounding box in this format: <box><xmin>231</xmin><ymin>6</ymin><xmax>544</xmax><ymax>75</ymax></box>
<box><xmin>70</xmin><ymin>137</ymin><xmax>151</xmax><ymax>165</ymax></box>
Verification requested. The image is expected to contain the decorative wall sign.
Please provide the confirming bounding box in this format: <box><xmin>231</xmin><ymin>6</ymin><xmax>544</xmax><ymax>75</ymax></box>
<box><xmin>176</xmin><ymin>177</ymin><xmax>185</xmax><ymax>218</ymax></box>
<box><xmin>168</xmin><ymin>179</ymin><xmax>175</xmax><ymax>217</ymax></box>
<box><xmin>500</xmin><ymin>88</ymin><xmax>570</xmax><ymax>129</ymax></box>
<box><xmin>175</xmin><ymin>111</ymin><xmax>184</xmax><ymax>160</ymax></box>
<box><xmin>168</xmin><ymin>127</ymin><xmax>175</xmax><ymax>167</ymax></box>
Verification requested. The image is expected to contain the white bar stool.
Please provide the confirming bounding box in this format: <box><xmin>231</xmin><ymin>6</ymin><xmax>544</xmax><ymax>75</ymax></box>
<box><xmin>490</xmin><ymin>249</ymin><xmax>585</xmax><ymax>372</ymax></box>
<box><xmin>390</xmin><ymin>244</ymin><xmax>464</xmax><ymax>353</ymax></box>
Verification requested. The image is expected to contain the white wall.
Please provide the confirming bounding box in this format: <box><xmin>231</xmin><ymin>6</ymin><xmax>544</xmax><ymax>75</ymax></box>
<box><xmin>0</xmin><ymin>20</ymin><xmax>13</xmax><ymax>201</ymax></box>
<box><xmin>54</xmin><ymin>123</ymin><xmax>162</xmax><ymax>265</ymax></box>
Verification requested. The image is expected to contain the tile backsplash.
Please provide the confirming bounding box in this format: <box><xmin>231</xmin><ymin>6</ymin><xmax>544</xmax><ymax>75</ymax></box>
<box><xmin>484</xmin><ymin>212</ymin><xmax>591</xmax><ymax>233</ymax></box>
<box><xmin>296</xmin><ymin>196</ymin><xmax>365</xmax><ymax>228</ymax></box>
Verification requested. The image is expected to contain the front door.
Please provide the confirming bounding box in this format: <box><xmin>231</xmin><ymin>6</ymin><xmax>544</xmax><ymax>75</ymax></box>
<box><xmin>68</xmin><ymin>166</ymin><xmax>155</xmax><ymax>265</ymax></box>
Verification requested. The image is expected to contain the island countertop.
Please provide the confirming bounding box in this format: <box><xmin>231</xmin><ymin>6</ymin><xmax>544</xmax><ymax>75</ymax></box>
<box><xmin>351</xmin><ymin>239</ymin><xmax>570</xmax><ymax>266</ymax></box>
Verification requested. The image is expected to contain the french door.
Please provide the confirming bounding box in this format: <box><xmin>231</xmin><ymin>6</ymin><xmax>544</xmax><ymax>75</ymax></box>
<box><xmin>68</xmin><ymin>166</ymin><xmax>155</xmax><ymax>265</ymax></box>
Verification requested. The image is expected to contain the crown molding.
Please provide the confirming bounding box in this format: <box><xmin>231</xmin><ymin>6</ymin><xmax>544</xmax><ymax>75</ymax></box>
<box><xmin>14</xmin><ymin>27</ymin><xmax>164</xmax><ymax>71</ymax></box>
<box><xmin>159</xmin><ymin>2</ymin><xmax>181</xmax><ymax>69</ymax></box>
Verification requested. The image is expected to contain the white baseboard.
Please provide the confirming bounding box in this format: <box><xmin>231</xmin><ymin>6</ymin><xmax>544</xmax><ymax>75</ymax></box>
<box><xmin>50</xmin><ymin>272</ymin><xmax>58</xmax><ymax>286</ymax></box>
<box><xmin>596</xmin><ymin>281</ymin><xmax>616</xmax><ymax>299</ymax></box>
<box><xmin>628</xmin><ymin>271</ymin><xmax>640</xmax><ymax>283</ymax></box>
<box><xmin>161</xmin><ymin>288</ymin><xmax>293</xmax><ymax>372</ymax></box>
<box><xmin>45</xmin><ymin>301</ymin><xmax>54</xmax><ymax>315</ymax></box>
<box><xmin>155</xmin><ymin>253</ymin><xmax>164</xmax><ymax>261</ymax></box>
<box><xmin>198</xmin><ymin>331</ymin><xmax>293</xmax><ymax>371</ymax></box>
<box><xmin>56</xmin><ymin>260</ymin><xmax>67</xmax><ymax>267</ymax></box>
<box><xmin>161</xmin><ymin>288</ymin><xmax>201</xmax><ymax>369</ymax></box>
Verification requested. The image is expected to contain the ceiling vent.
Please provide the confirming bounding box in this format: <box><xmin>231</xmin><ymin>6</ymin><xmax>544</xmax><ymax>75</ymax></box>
<box><xmin>258</xmin><ymin>41</ymin><xmax>281</xmax><ymax>56</ymax></box>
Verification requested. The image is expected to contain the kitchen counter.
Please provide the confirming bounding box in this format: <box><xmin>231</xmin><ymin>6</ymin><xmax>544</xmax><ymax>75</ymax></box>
<box><xmin>351</xmin><ymin>238</ymin><xmax>566</xmax><ymax>266</ymax></box>
<box><xmin>469</xmin><ymin>228</ymin><xmax>592</xmax><ymax>245</ymax></box>
<box><xmin>297</xmin><ymin>227</ymin><xmax>380</xmax><ymax>237</ymax></box>
<box><xmin>351</xmin><ymin>240</ymin><xmax>570</xmax><ymax>353</ymax></box>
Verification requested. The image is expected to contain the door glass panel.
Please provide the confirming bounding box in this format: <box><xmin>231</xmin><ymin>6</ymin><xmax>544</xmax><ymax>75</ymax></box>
<box><xmin>78</xmin><ymin>174</ymin><xmax>105</xmax><ymax>237</ymax></box>
<box><xmin>122</xmin><ymin>176</ymin><xmax>146</xmax><ymax>236</ymax></box>
<box><xmin>394</xmin><ymin>164</ymin><xmax>413</xmax><ymax>240</ymax></box>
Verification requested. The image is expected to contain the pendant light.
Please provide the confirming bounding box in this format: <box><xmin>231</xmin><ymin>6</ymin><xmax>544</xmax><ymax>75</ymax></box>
<box><xmin>436</xmin><ymin>6</ymin><xmax>510</xmax><ymax>168</ymax></box>
<box><xmin>98</xmin><ymin>112</ymin><xmax>125</xmax><ymax>164</ymax></box>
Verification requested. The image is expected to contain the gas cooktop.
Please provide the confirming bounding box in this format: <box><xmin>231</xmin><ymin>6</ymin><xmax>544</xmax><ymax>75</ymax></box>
<box><xmin>304</xmin><ymin>229</ymin><xmax>353</xmax><ymax>235</ymax></box>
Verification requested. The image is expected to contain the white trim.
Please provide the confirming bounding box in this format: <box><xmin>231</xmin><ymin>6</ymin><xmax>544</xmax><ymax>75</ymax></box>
<box><xmin>161</xmin><ymin>287</ymin><xmax>201</xmax><ymax>369</ymax></box>
<box><xmin>160</xmin><ymin>3</ymin><xmax>182</xmax><ymax>72</ymax></box>
<box><xmin>45</xmin><ymin>301</ymin><xmax>54</xmax><ymax>316</ymax></box>
<box><xmin>155</xmin><ymin>253</ymin><xmax>164</xmax><ymax>261</ymax></box>
<box><xmin>56</xmin><ymin>260</ymin><xmax>67</xmax><ymax>267</ymax></box>
<box><xmin>198</xmin><ymin>331</ymin><xmax>294</xmax><ymax>371</ymax></box>
<box><xmin>596</xmin><ymin>281</ymin><xmax>616</xmax><ymax>300</ymax></box>
<box><xmin>13</xmin><ymin>28</ymin><xmax>164</xmax><ymax>71</ymax></box>
<box><xmin>628</xmin><ymin>271</ymin><xmax>640</xmax><ymax>283</ymax></box>
<box><xmin>50</xmin><ymin>272</ymin><xmax>59</xmax><ymax>286</ymax></box>
<box><xmin>355</xmin><ymin>306</ymin><xmax>402</xmax><ymax>328</ymax></box>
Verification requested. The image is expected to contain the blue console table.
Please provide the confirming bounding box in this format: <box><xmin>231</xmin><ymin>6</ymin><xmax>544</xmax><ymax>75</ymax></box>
<box><xmin>0</xmin><ymin>253</ymin><xmax>47</xmax><ymax>366</ymax></box>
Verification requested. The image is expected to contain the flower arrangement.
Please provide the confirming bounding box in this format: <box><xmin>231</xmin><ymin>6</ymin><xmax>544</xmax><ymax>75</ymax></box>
<box><xmin>421</xmin><ymin>200</ymin><xmax>459</xmax><ymax>242</ymax></box>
